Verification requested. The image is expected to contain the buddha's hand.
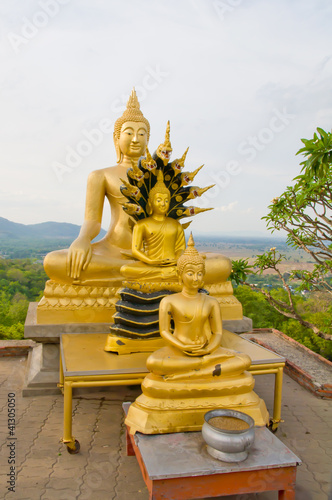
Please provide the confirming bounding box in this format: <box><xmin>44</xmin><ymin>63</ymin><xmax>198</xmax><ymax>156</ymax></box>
<box><xmin>145</xmin><ymin>258</ymin><xmax>176</xmax><ymax>266</ymax></box>
<box><xmin>67</xmin><ymin>237</ymin><xmax>92</xmax><ymax>279</ymax></box>
<box><xmin>159</xmin><ymin>258</ymin><xmax>177</xmax><ymax>267</ymax></box>
<box><xmin>187</xmin><ymin>347</ymin><xmax>209</xmax><ymax>356</ymax></box>
<box><xmin>183</xmin><ymin>342</ymin><xmax>206</xmax><ymax>356</ymax></box>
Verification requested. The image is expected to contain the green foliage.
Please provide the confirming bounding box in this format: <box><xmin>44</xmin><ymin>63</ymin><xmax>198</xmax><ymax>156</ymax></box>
<box><xmin>262</xmin><ymin>127</ymin><xmax>332</xmax><ymax>290</ymax></box>
<box><xmin>0</xmin><ymin>323</ymin><xmax>24</xmax><ymax>340</ymax></box>
<box><xmin>234</xmin><ymin>285</ymin><xmax>332</xmax><ymax>360</ymax></box>
<box><xmin>230</xmin><ymin>258</ymin><xmax>253</xmax><ymax>285</ymax></box>
<box><xmin>0</xmin><ymin>258</ymin><xmax>47</xmax><ymax>340</ymax></box>
<box><xmin>232</xmin><ymin>127</ymin><xmax>332</xmax><ymax>343</ymax></box>
<box><xmin>296</xmin><ymin>127</ymin><xmax>332</xmax><ymax>178</ymax></box>
<box><xmin>233</xmin><ymin>286</ymin><xmax>284</xmax><ymax>329</ymax></box>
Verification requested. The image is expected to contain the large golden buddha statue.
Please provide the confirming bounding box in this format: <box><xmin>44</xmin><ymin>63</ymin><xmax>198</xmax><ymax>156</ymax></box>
<box><xmin>44</xmin><ymin>90</ymin><xmax>148</xmax><ymax>287</ymax></box>
<box><xmin>125</xmin><ymin>235</ymin><xmax>269</xmax><ymax>434</ymax></box>
<box><xmin>37</xmin><ymin>90</ymin><xmax>151</xmax><ymax>322</ymax></box>
<box><xmin>37</xmin><ymin>90</ymin><xmax>242</xmax><ymax>323</ymax></box>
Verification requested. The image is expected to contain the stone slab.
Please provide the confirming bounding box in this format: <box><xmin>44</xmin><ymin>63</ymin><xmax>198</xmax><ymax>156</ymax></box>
<box><xmin>24</xmin><ymin>303</ymin><xmax>112</xmax><ymax>342</ymax></box>
<box><xmin>223</xmin><ymin>316</ymin><xmax>253</xmax><ymax>333</ymax></box>
<box><xmin>22</xmin><ymin>343</ymin><xmax>61</xmax><ymax>397</ymax></box>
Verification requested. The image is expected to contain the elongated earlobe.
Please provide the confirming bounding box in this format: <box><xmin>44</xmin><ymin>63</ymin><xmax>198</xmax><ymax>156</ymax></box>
<box><xmin>146</xmin><ymin>201</ymin><xmax>152</xmax><ymax>215</ymax></box>
<box><xmin>114</xmin><ymin>135</ymin><xmax>122</xmax><ymax>163</ymax></box>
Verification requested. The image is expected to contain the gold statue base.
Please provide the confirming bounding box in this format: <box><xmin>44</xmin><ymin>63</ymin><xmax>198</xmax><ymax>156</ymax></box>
<box><xmin>205</xmin><ymin>282</ymin><xmax>243</xmax><ymax>320</ymax></box>
<box><xmin>36</xmin><ymin>280</ymin><xmax>119</xmax><ymax>324</ymax></box>
<box><xmin>104</xmin><ymin>334</ymin><xmax>166</xmax><ymax>354</ymax></box>
<box><xmin>37</xmin><ymin>280</ymin><xmax>242</xmax><ymax>325</ymax></box>
<box><xmin>125</xmin><ymin>372</ymin><xmax>269</xmax><ymax>435</ymax></box>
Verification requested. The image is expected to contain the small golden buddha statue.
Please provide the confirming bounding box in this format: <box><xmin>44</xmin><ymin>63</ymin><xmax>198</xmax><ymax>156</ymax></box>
<box><xmin>125</xmin><ymin>235</ymin><xmax>269</xmax><ymax>434</ymax></box>
<box><xmin>120</xmin><ymin>167</ymin><xmax>232</xmax><ymax>290</ymax></box>
<box><xmin>120</xmin><ymin>170</ymin><xmax>185</xmax><ymax>282</ymax></box>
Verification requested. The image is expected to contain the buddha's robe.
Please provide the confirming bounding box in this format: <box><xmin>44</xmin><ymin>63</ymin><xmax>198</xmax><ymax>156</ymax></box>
<box><xmin>120</xmin><ymin>217</ymin><xmax>185</xmax><ymax>281</ymax></box>
<box><xmin>147</xmin><ymin>293</ymin><xmax>251</xmax><ymax>379</ymax></box>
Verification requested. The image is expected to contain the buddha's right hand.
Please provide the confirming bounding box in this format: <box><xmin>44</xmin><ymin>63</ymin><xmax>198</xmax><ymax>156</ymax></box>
<box><xmin>67</xmin><ymin>237</ymin><xmax>92</xmax><ymax>279</ymax></box>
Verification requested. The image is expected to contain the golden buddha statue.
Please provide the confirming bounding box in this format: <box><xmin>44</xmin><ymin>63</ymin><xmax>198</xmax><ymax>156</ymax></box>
<box><xmin>44</xmin><ymin>89</ymin><xmax>148</xmax><ymax>287</ymax></box>
<box><xmin>125</xmin><ymin>235</ymin><xmax>269</xmax><ymax>434</ymax></box>
<box><xmin>119</xmin><ymin>137</ymin><xmax>231</xmax><ymax>290</ymax></box>
<box><xmin>37</xmin><ymin>90</ymin><xmax>151</xmax><ymax>322</ymax></box>
<box><xmin>120</xmin><ymin>170</ymin><xmax>186</xmax><ymax>282</ymax></box>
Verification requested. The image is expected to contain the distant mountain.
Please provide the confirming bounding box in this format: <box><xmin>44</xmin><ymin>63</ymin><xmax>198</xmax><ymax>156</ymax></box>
<box><xmin>0</xmin><ymin>217</ymin><xmax>106</xmax><ymax>240</ymax></box>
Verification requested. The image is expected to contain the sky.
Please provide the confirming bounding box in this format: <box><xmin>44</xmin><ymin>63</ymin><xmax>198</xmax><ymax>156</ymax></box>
<box><xmin>1</xmin><ymin>0</ymin><xmax>332</xmax><ymax>237</ymax></box>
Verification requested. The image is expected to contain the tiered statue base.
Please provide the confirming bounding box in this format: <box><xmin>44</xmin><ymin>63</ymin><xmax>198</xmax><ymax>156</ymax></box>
<box><xmin>36</xmin><ymin>280</ymin><xmax>119</xmax><ymax>324</ymax></box>
<box><xmin>36</xmin><ymin>280</ymin><xmax>243</xmax><ymax>324</ymax></box>
<box><xmin>125</xmin><ymin>371</ymin><xmax>269</xmax><ymax>434</ymax></box>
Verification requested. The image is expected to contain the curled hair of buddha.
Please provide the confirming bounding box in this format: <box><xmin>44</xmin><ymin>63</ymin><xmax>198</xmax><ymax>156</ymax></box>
<box><xmin>177</xmin><ymin>233</ymin><xmax>205</xmax><ymax>276</ymax></box>
<box><xmin>146</xmin><ymin>170</ymin><xmax>170</xmax><ymax>215</ymax></box>
<box><xmin>113</xmin><ymin>89</ymin><xmax>150</xmax><ymax>162</ymax></box>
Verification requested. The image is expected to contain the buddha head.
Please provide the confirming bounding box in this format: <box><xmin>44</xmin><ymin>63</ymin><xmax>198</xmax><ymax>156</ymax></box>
<box><xmin>147</xmin><ymin>170</ymin><xmax>171</xmax><ymax>216</ymax></box>
<box><xmin>177</xmin><ymin>233</ymin><xmax>205</xmax><ymax>289</ymax></box>
<box><xmin>114</xmin><ymin>89</ymin><xmax>150</xmax><ymax>163</ymax></box>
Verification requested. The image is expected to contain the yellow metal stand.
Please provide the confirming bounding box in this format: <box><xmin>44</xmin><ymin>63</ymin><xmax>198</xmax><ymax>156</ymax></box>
<box><xmin>59</xmin><ymin>331</ymin><xmax>285</xmax><ymax>452</ymax></box>
<box><xmin>59</xmin><ymin>333</ymin><xmax>149</xmax><ymax>453</ymax></box>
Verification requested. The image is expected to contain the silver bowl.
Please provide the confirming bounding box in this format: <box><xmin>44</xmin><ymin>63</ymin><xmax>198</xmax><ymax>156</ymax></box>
<box><xmin>202</xmin><ymin>409</ymin><xmax>255</xmax><ymax>462</ymax></box>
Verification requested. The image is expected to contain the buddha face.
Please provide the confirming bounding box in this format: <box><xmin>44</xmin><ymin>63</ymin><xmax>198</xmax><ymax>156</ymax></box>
<box><xmin>181</xmin><ymin>263</ymin><xmax>204</xmax><ymax>290</ymax></box>
<box><xmin>150</xmin><ymin>192</ymin><xmax>170</xmax><ymax>216</ymax></box>
<box><xmin>118</xmin><ymin>121</ymin><xmax>148</xmax><ymax>158</ymax></box>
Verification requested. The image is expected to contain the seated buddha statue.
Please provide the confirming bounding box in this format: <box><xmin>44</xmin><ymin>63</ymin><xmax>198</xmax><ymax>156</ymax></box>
<box><xmin>120</xmin><ymin>170</ymin><xmax>185</xmax><ymax>283</ymax></box>
<box><xmin>120</xmin><ymin>172</ymin><xmax>231</xmax><ymax>287</ymax></box>
<box><xmin>43</xmin><ymin>89</ymin><xmax>149</xmax><ymax>287</ymax></box>
<box><xmin>125</xmin><ymin>234</ymin><xmax>269</xmax><ymax>434</ymax></box>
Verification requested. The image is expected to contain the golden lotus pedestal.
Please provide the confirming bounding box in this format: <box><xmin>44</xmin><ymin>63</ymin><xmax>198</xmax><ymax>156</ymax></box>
<box><xmin>36</xmin><ymin>280</ymin><xmax>242</xmax><ymax>326</ymax></box>
<box><xmin>125</xmin><ymin>371</ymin><xmax>269</xmax><ymax>435</ymax></box>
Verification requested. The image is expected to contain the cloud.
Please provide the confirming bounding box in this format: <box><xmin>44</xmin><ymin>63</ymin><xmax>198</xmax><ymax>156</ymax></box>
<box><xmin>1</xmin><ymin>0</ymin><xmax>332</xmax><ymax>236</ymax></box>
<box><xmin>215</xmin><ymin>201</ymin><xmax>238</xmax><ymax>212</ymax></box>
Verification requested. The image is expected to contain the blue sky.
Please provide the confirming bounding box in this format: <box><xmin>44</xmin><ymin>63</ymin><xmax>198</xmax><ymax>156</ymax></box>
<box><xmin>1</xmin><ymin>0</ymin><xmax>331</xmax><ymax>236</ymax></box>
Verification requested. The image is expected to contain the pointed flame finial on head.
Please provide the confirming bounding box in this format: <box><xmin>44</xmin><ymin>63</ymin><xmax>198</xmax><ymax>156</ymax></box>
<box><xmin>126</xmin><ymin>87</ymin><xmax>140</xmax><ymax>111</ymax></box>
<box><xmin>177</xmin><ymin>232</ymin><xmax>205</xmax><ymax>276</ymax></box>
<box><xmin>148</xmin><ymin>170</ymin><xmax>170</xmax><ymax>200</ymax></box>
<box><xmin>187</xmin><ymin>232</ymin><xmax>195</xmax><ymax>248</ymax></box>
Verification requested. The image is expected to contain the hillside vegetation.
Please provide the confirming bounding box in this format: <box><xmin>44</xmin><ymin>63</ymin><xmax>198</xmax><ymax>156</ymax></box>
<box><xmin>0</xmin><ymin>258</ymin><xmax>48</xmax><ymax>340</ymax></box>
<box><xmin>0</xmin><ymin>246</ymin><xmax>331</xmax><ymax>360</ymax></box>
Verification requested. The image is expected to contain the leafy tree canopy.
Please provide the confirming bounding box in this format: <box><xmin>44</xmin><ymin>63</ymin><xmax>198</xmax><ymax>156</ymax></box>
<box><xmin>232</xmin><ymin>127</ymin><xmax>332</xmax><ymax>341</ymax></box>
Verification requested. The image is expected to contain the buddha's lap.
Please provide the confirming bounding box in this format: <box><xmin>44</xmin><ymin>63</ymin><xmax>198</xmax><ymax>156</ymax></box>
<box><xmin>147</xmin><ymin>346</ymin><xmax>251</xmax><ymax>374</ymax></box>
<box><xmin>44</xmin><ymin>246</ymin><xmax>133</xmax><ymax>278</ymax></box>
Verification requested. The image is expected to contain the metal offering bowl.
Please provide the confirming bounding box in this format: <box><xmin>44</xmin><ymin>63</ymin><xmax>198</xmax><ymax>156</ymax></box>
<box><xmin>202</xmin><ymin>409</ymin><xmax>255</xmax><ymax>463</ymax></box>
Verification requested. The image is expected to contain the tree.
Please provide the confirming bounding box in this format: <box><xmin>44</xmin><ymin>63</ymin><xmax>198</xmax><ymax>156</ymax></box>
<box><xmin>232</xmin><ymin>127</ymin><xmax>332</xmax><ymax>341</ymax></box>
